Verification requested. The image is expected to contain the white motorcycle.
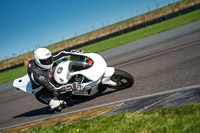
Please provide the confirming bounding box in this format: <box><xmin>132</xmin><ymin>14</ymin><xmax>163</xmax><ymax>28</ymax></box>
<box><xmin>13</xmin><ymin>51</ymin><xmax>134</xmax><ymax>102</ymax></box>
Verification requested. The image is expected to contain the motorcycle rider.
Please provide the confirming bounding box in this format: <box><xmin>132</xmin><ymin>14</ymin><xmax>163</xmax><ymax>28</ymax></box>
<box><xmin>27</xmin><ymin>48</ymin><xmax>72</xmax><ymax>112</ymax></box>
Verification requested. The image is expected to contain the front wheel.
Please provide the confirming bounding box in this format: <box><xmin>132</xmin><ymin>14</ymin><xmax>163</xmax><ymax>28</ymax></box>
<box><xmin>108</xmin><ymin>69</ymin><xmax>134</xmax><ymax>89</ymax></box>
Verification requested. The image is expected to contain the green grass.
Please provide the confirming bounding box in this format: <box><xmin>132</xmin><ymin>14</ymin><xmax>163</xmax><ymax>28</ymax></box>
<box><xmin>19</xmin><ymin>103</ymin><xmax>200</xmax><ymax>133</ymax></box>
<box><xmin>0</xmin><ymin>66</ymin><xmax>27</xmax><ymax>84</ymax></box>
<box><xmin>1</xmin><ymin>9</ymin><xmax>200</xmax><ymax>84</ymax></box>
<box><xmin>80</xmin><ymin>9</ymin><xmax>200</xmax><ymax>53</ymax></box>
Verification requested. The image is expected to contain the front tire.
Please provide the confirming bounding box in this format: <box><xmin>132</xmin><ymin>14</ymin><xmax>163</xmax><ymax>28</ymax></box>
<box><xmin>108</xmin><ymin>69</ymin><xmax>134</xmax><ymax>89</ymax></box>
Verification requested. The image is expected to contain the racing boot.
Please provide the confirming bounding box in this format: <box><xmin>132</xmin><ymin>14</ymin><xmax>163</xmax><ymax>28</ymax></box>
<box><xmin>49</xmin><ymin>97</ymin><xmax>67</xmax><ymax>113</ymax></box>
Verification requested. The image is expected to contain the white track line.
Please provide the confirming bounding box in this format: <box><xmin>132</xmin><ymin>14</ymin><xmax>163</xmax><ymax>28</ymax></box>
<box><xmin>1</xmin><ymin>84</ymin><xmax>200</xmax><ymax>131</ymax></box>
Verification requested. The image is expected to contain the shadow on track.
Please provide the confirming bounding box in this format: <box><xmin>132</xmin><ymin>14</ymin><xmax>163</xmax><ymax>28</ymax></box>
<box><xmin>69</xmin><ymin>89</ymin><xmax>120</xmax><ymax>106</ymax></box>
<box><xmin>13</xmin><ymin>106</ymin><xmax>53</xmax><ymax>118</ymax></box>
<box><xmin>13</xmin><ymin>89</ymin><xmax>121</xmax><ymax>118</ymax></box>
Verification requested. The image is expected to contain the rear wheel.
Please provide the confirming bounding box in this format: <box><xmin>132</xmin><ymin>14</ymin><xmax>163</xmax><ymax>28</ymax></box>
<box><xmin>108</xmin><ymin>69</ymin><xmax>134</xmax><ymax>89</ymax></box>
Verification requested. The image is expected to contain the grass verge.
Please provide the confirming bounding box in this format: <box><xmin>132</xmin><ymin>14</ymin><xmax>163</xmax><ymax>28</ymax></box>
<box><xmin>80</xmin><ymin>9</ymin><xmax>200</xmax><ymax>53</ymax></box>
<box><xmin>1</xmin><ymin>9</ymin><xmax>200</xmax><ymax>84</ymax></box>
<box><xmin>0</xmin><ymin>66</ymin><xmax>27</xmax><ymax>84</ymax></box>
<box><xmin>18</xmin><ymin>103</ymin><xmax>200</xmax><ymax>133</ymax></box>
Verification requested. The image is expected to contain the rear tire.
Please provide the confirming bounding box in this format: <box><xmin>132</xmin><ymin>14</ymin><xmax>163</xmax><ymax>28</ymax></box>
<box><xmin>108</xmin><ymin>69</ymin><xmax>134</xmax><ymax>89</ymax></box>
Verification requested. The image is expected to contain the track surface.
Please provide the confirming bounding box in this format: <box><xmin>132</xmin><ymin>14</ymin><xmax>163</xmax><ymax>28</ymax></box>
<box><xmin>1</xmin><ymin>22</ymin><xmax>200</xmax><ymax>129</ymax></box>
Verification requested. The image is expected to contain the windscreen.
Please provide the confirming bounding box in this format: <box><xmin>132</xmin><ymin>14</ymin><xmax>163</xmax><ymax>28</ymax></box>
<box><xmin>69</xmin><ymin>55</ymin><xmax>93</xmax><ymax>71</ymax></box>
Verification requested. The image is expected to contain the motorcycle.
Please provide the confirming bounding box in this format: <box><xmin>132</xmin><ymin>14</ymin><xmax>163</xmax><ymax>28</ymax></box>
<box><xmin>13</xmin><ymin>51</ymin><xmax>134</xmax><ymax>103</ymax></box>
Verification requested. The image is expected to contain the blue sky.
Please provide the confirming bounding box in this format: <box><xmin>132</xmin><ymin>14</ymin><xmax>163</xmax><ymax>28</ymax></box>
<box><xmin>0</xmin><ymin>0</ymin><xmax>179</xmax><ymax>60</ymax></box>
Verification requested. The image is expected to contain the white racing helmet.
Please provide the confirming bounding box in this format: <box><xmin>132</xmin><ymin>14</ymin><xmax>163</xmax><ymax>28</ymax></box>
<box><xmin>34</xmin><ymin>48</ymin><xmax>53</xmax><ymax>69</ymax></box>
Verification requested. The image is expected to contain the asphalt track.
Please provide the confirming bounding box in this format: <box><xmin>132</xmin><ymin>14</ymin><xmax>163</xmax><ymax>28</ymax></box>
<box><xmin>1</xmin><ymin>20</ymin><xmax>200</xmax><ymax>130</ymax></box>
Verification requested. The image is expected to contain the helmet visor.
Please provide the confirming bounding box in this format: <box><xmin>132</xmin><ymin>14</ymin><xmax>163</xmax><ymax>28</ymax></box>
<box><xmin>39</xmin><ymin>56</ymin><xmax>53</xmax><ymax>65</ymax></box>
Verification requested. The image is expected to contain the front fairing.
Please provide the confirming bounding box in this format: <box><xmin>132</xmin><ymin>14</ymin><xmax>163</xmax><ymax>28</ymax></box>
<box><xmin>54</xmin><ymin>53</ymin><xmax>107</xmax><ymax>84</ymax></box>
<box><xmin>70</xmin><ymin>53</ymin><xmax>107</xmax><ymax>81</ymax></box>
<box><xmin>54</xmin><ymin>61</ymin><xmax>71</xmax><ymax>85</ymax></box>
